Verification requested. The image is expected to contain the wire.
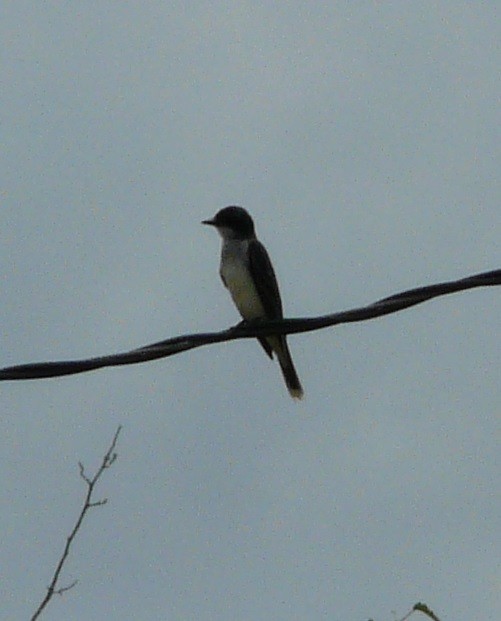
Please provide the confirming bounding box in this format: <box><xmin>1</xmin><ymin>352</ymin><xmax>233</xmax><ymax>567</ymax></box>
<box><xmin>1</xmin><ymin>268</ymin><xmax>499</xmax><ymax>381</ymax></box>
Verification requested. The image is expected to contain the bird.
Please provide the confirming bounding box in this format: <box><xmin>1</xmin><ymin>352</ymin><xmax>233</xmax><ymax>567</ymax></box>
<box><xmin>202</xmin><ymin>206</ymin><xmax>303</xmax><ymax>399</ymax></box>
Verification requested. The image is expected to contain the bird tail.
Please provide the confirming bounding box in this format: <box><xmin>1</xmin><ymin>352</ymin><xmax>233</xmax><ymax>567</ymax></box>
<box><xmin>275</xmin><ymin>338</ymin><xmax>304</xmax><ymax>400</ymax></box>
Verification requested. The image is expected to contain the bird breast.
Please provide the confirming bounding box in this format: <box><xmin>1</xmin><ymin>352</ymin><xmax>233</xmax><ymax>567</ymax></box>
<box><xmin>220</xmin><ymin>241</ymin><xmax>265</xmax><ymax>319</ymax></box>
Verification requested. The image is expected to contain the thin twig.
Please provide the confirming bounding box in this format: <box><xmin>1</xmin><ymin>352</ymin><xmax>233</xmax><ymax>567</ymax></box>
<box><xmin>1</xmin><ymin>268</ymin><xmax>499</xmax><ymax>381</ymax></box>
<box><xmin>30</xmin><ymin>426</ymin><xmax>122</xmax><ymax>621</ymax></box>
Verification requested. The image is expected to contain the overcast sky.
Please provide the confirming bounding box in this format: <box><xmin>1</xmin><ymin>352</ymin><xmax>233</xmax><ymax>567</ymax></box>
<box><xmin>1</xmin><ymin>3</ymin><xmax>499</xmax><ymax>620</ymax></box>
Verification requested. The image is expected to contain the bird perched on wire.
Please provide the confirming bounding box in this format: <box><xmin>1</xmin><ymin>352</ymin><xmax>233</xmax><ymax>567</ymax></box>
<box><xmin>203</xmin><ymin>206</ymin><xmax>303</xmax><ymax>399</ymax></box>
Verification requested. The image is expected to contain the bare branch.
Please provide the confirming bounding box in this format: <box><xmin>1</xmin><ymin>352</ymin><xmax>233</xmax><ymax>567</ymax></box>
<box><xmin>2</xmin><ymin>268</ymin><xmax>499</xmax><ymax>381</ymax></box>
<box><xmin>30</xmin><ymin>426</ymin><xmax>122</xmax><ymax>621</ymax></box>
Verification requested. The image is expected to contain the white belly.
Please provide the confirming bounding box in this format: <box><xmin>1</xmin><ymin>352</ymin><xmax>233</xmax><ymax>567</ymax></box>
<box><xmin>220</xmin><ymin>255</ymin><xmax>265</xmax><ymax>320</ymax></box>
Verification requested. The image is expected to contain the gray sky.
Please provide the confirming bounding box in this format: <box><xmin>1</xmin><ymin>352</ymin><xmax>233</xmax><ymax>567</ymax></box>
<box><xmin>1</xmin><ymin>3</ymin><xmax>499</xmax><ymax>620</ymax></box>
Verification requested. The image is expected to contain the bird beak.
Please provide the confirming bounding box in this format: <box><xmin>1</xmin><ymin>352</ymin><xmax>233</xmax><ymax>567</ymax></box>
<box><xmin>201</xmin><ymin>218</ymin><xmax>216</xmax><ymax>226</ymax></box>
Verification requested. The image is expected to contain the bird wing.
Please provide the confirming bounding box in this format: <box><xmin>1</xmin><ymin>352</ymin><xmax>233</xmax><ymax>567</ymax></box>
<box><xmin>248</xmin><ymin>239</ymin><xmax>284</xmax><ymax>359</ymax></box>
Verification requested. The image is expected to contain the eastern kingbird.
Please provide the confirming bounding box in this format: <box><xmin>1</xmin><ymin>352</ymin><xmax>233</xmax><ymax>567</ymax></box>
<box><xmin>202</xmin><ymin>206</ymin><xmax>303</xmax><ymax>399</ymax></box>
